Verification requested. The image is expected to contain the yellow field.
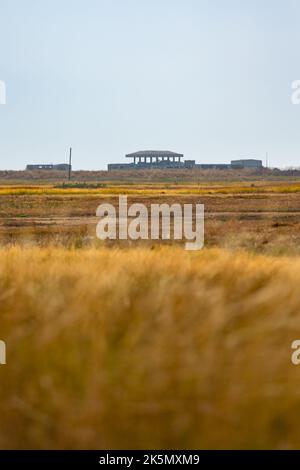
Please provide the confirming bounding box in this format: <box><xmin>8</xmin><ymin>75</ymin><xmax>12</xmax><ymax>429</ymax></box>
<box><xmin>0</xmin><ymin>246</ymin><xmax>299</xmax><ymax>449</ymax></box>
<box><xmin>2</xmin><ymin>181</ymin><xmax>300</xmax><ymax>196</ymax></box>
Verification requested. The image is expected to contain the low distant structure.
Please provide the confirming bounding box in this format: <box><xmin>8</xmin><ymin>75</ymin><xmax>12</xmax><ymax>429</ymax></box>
<box><xmin>26</xmin><ymin>163</ymin><xmax>71</xmax><ymax>171</ymax></box>
<box><xmin>108</xmin><ymin>151</ymin><xmax>263</xmax><ymax>171</ymax></box>
<box><xmin>184</xmin><ymin>160</ymin><xmax>196</xmax><ymax>169</ymax></box>
<box><xmin>231</xmin><ymin>159</ymin><xmax>263</xmax><ymax>169</ymax></box>
<box><xmin>197</xmin><ymin>163</ymin><xmax>231</xmax><ymax>170</ymax></box>
<box><xmin>184</xmin><ymin>160</ymin><xmax>231</xmax><ymax>170</ymax></box>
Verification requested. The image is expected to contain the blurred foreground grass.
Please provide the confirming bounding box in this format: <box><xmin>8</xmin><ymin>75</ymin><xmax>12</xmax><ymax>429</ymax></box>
<box><xmin>0</xmin><ymin>246</ymin><xmax>299</xmax><ymax>449</ymax></box>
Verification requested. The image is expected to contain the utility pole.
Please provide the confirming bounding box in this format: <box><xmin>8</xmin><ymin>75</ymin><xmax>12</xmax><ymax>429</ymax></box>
<box><xmin>266</xmin><ymin>151</ymin><xmax>268</xmax><ymax>169</ymax></box>
<box><xmin>68</xmin><ymin>147</ymin><xmax>72</xmax><ymax>180</ymax></box>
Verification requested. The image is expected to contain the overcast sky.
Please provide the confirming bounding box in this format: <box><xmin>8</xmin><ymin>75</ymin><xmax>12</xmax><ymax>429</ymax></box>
<box><xmin>0</xmin><ymin>0</ymin><xmax>300</xmax><ymax>169</ymax></box>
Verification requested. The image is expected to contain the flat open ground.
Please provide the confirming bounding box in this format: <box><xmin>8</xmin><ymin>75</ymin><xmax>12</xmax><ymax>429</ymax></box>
<box><xmin>1</xmin><ymin>175</ymin><xmax>300</xmax><ymax>254</ymax></box>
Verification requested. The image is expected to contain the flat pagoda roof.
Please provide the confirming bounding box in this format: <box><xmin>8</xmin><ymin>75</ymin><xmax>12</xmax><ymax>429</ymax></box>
<box><xmin>126</xmin><ymin>150</ymin><xmax>183</xmax><ymax>158</ymax></box>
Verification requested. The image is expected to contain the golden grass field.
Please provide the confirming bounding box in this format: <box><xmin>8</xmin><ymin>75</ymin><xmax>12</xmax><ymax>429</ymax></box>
<box><xmin>1</xmin><ymin>176</ymin><xmax>300</xmax><ymax>449</ymax></box>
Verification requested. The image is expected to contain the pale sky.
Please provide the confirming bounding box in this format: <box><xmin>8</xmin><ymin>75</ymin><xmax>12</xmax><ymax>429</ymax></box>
<box><xmin>0</xmin><ymin>0</ymin><xmax>300</xmax><ymax>170</ymax></box>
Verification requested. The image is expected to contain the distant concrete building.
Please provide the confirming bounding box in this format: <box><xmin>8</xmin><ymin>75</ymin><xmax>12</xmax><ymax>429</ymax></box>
<box><xmin>53</xmin><ymin>163</ymin><xmax>71</xmax><ymax>171</ymax></box>
<box><xmin>196</xmin><ymin>163</ymin><xmax>231</xmax><ymax>170</ymax></box>
<box><xmin>184</xmin><ymin>161</ymin><xmax>231</xmax><ymax>170</ymax></box>
<box><xmin>26</xmin><ymin>164</ymin><xmax>53</xmax><ymax>170</ymax></box>
<box><xmin>107</xmin><ymin>163</ymin><xmax>134</xmax><ymax>171</ymax></box>
<box><xmin>127</xmin><ymin>150</ymin><xmax>184</xmax><ymax>167</ymax></box>
<box><xmin>184</xmin><ymin>160</ymin><xmax>196</xmax><ymax>168</ymax></box>
<box><xmin>26</xmin><ymin>163</ymin><xmax>71</xmax><ymax>171</ymax></box>
<box><xmin>108</xmin><ymin>150</ymin><xmax>184</xmax><ymax>170</ymax></box>
<box><xmin>107</xmin><ymin>152</ymin><xmax>264</xmax><ymax>171</ymax></box>
<box><xmin>231</xmin><ymin>159</ymin><xmax>263</xmax><ymax>169</ymax></box>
